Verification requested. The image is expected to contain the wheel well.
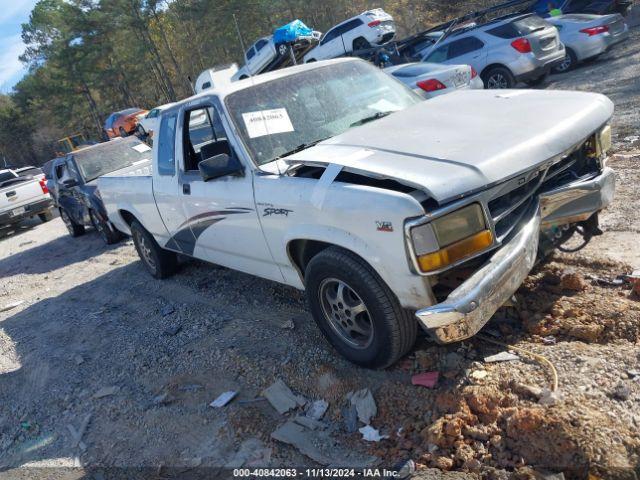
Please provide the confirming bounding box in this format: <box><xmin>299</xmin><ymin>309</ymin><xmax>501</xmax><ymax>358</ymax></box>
<box><xmin>288</xmin><ymin>239</ymin><xmax>332</xmax><ymax>277</ymax></box>
<box><xmin>119</xmin><ymin>209</ymin><xmax>137</xmax><ymax>226</ymax></box>
<box><xmin>480</xmin><ymin>63</ymin><xmax>511</xmax><ymax>78</ymax></box>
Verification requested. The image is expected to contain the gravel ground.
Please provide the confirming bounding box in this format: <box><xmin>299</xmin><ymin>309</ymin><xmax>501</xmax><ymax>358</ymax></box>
<box><xmin>0</xmin><ymin>27</ymin><xmax>639</xmax><ymax>480</ymax></box>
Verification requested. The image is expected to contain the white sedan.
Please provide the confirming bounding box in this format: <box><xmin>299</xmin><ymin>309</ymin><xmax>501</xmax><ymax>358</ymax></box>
<box><xmin>385</xmin><ymin>62</ymin><xmax>484</xmax><ymax>99</ymax></box>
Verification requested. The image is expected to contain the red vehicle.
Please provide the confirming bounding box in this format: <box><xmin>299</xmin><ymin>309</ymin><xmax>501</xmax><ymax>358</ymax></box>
<box><xmin>104</xmin><ymin>108</ymin><xmax>148</xmax><ymax>139</ymax></box>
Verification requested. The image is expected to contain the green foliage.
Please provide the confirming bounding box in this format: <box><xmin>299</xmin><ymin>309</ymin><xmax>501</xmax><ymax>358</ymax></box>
<box><xmin>0</xmin><ymin>0</ymin><xmax>497</xmax><ymax>167</ymax></box>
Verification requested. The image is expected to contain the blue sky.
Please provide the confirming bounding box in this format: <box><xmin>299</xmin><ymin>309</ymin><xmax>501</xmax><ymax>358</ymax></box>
<box><xmin>0</xmin><ymin>0</ymin><xmax>39</xmax><ymax>93</ymax></box>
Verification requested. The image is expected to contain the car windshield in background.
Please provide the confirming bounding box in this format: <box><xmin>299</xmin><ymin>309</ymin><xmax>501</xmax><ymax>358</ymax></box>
<box><xmin>225</xmin><ymin>61</ymin><xmax>422</xmax><ymax>166</ymax></box>
<box><xmin>74</xmin><ymin>137</ymin><xmax>152</xmax><ymax>182</ymax></box>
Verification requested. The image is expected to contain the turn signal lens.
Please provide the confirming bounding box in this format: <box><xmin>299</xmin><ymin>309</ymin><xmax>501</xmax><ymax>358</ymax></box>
<box><xmin>417</xmin><ymin>230</ymin><xmax>493</xmax><ymax>272</ymax></box>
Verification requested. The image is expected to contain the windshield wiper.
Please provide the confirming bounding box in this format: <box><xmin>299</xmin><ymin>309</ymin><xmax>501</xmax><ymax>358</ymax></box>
<box><xmin>350</xmin><ymin>111</ymin><xmax>394</xmax><ymax>128</ymax></box>
<box><xmin>274</xmin><ymin>136</ymin><xmax>331</xmax><ymax>160</ymax></box>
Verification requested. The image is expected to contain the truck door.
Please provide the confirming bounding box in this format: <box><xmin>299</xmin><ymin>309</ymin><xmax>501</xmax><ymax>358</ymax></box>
<box><xmin>175</xmin><ymin>101</ymin><xmax>283</xmax><ymax>283</ymax></box>
<box><xmin>54</xmin><ymin>158</ymin><xmax>84</xmax><ymax>224</ymax></box>
<box><xmin>153</xmin><ymin>111</ymin><xmax>195</xmax><ymax>252</ymax></box>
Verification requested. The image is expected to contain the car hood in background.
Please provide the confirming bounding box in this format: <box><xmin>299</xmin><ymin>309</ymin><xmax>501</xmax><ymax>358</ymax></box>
<box><xmin>286</xmin><ymin>89</ymin><xmax>613</xmax><ymax>204</ymax></box>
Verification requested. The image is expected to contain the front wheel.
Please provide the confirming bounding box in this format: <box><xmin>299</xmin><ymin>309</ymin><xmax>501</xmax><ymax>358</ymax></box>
<box><xmin>119</xmin><ymin>127</ymin><xmax>128</xmax><ymax>138</ymax></box>
<box><xmin>482</xmin><ymin>66</ymin><xmax>515</xmax><ymax>89</ymax></box>
<box><xmin>305</xmin><ymin>247</ymin><xmax>417</xmax><ymax>369</ymax></box>
<box><xmin>130</xmin><ymin>220</ymin><xmax>177</xmax><ymax>279</ymax></box>
<box><xmin>90</xmin><ymin>209</ymin><xmax>121</xmax><ymax>245</ymax></box>
<box><xmin>60</xmin><ymin>208</ymin><xmax>85</xmax><ymax>237</ymax></box>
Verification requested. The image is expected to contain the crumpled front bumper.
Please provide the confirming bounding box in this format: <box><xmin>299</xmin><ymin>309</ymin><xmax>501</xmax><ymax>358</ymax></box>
<box><xmin>415</xmin><ymin>167</ymin><xmax>615</xmax><ymax>344</ymax></box>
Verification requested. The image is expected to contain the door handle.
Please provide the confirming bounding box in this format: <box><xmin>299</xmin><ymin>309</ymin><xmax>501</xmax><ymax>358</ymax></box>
<box><xmin>183</xmin><ymin>184</ymin><xmax>191</xmax><ymax>195</ymax></box>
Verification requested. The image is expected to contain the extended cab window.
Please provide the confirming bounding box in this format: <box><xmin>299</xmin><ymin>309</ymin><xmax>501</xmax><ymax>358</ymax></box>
<box><xmin>182</xmin><ymin>106</ymin><xmax>230</xmax><ymax>172</ymax></box>
<box><xmin>158</xmin><ymin>113</ymin><xmax>178</xmax><ymax>176</ymax></box>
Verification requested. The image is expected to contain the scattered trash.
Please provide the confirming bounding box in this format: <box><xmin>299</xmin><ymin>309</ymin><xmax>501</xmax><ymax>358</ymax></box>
<box><xmin>623</xmin><ymin>135</ymin><xmax>639</xmax><ymax>143</ymax></box>
<box><xmin>306</xmin><ymin>399</ymin><xmax>328</xmax><ymax>421</ymax></box>
<box><xmin>358</xmin><ymin>425</ymin><xmax>388</xmax><ymax>442</ymax></box>
<box><xmin>271</xmin><ymin>420</ymin><xmax>377</xmax><ymax>466</ymax></box>
<box><xmin>67</xmin><ymin>413</ymin><xmax>92</xmax><ymax>452</ymax></box>
<box><xmin>92</xmin><ymin>386</ymin><xmax>120</xmax><ymax>399</ymax></box>
<box><xmin>163</xmin><ymin>324</ymin><xmax>182</xmax><ymax>336</ymax></box>
<box><xmin>262</xmin><ymin>379</ymin><xmax>306</xmax><ymax>414</ymax></box>
<box><xmin>342</xmin><ymin>404</ymin><xmax>358</xmax><ymax>433</ymax></box>
<box><xmin>20</xmin><ymin>421</ymin><xmax>31</xmax><ymax>431</ymax></box>
<box><xmin>347</xmin><ymin>389</ymin><xmax>377</xmax><ymax>425</ymax></box>
<box><xmin>18</xmin><ymin>240</ymin><xmax>34</xmax><ymax>247</ymax></box>
<box><xmin>280</xmin><ymin>319</ymin><xmax>295</xmax><ymax>329</ymax></box>
<box><xmin>1</xmin><ymin>300</ymin><xmax>25</xmax><ymax>313</ymax></box>
<box><xmin>293</xmin><ymin>415</ymin><xmax>325</xmax><ymax>430</ymax></box>
<box><xmin>627</xmin><ymin>369</ymin><xmax>640</xmax><ymax>379</ymax></box>
<box><xmin>470</xmin><ymin>370</ymin><xmax>488</xmax><ymax>381</ymax></box>
<box><xmin>411</xmin><ymin>371</ymin><xmax>439</xmax><ymax>388</ymax></box>
<box><xmin>612</xmin><ymin>382</ymin><xmax>631</xmax><ymax>401</ymax></box>
<box><xmin>484</xmin><ymin>351</ymin><xmax>519</xmax><ymax>363</ymax></box>
<box><xmin>542</xmin><ymin>336</ymin><xmax>557</xmax><ymax>345</ymax></box>
<box><xmin>151</xmin><ymin>392</ymin><xmax>173</xmax><ymax>406</ymax></box>
<box><xmin>225</xmin><ymin>438</ymin><xmax>272</xmax><ymax>468</ymax></box>
<box><xmin>237</xmin><ymin>397</ymin><xmax>267</xmax><ymax>405</ymax></box>
<box><xmin>393</xmin><ymin>459</ymin><xmax>416</xmax><ymax>479</ymax></box>
<box><xmin>161</xmin><ymin>305</ymin><xmax>175</xmax><ymax>316</ymax></box>
<box><xmin>538</xmin><ymin>388</ymin><xmax>563</xmax><ymax>406</ymax></box>
<box><xmin>209</xmin><ymin>391</ymin><xmax>237</xmax><ymax>408</ymax></box>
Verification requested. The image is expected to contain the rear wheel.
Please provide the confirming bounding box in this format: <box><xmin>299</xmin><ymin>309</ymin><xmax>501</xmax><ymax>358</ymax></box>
<box><xmin>277</xmin><ymin>43</ymin><xmax>289</xmax><ymax>56</ymax></box>
<box><xmin>552</xmin><ymin>48</ymin><xmax>577</xmax><ymax>73</ymax></box>
<box><xmin>90</xmin><ymin>209</ymin><xmax>121</xmax><ymax>245</ymax></box>
<box><xmin>119</xmin><ymin>127</ymin><xmax>128</xmax><ymax>138</ymax></box>
<box><xmin>352</xmin><ymin>37</ymin><xmax>370</xmax><ymax>51</ymax></box>
<box><xmin>60</xmin><ymin>208</ymin><xmax>85</xmax><ymax>237</ymax></box>
<box><xmin>305</xmin><ymin>247</ymin><xmax>417</xmax><ymax>369</ymax></box>
<box><xmin>482</xmin><ymin>66</ymin><xmax>515</xmax><ymax>89</ymax></box>
<box><xmin>38</xmin><ymin>210</ymin><xmax>53</xmax><ymax>223</ymax></box>
<box><xmin>130</xmin><ymin>220</ymin><xmax>177</xmax><ymax>279</ymax></box>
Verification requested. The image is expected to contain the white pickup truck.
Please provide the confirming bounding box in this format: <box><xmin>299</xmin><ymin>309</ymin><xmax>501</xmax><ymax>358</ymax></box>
<box><xmin>98</xmin><ymin>58</ymin><xmax>615</xmax><ymax>368</ymax></box>
<box><xmin>0</xmin><ymin>168</ymin><xmax>54</xmax><ymax>228</ymax></box>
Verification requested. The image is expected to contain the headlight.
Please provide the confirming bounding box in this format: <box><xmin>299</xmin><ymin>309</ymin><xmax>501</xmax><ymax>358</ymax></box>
<box><xmin>410</xmin><ymin>203</ymin><xmax>493</xmax><ymax>273</ymax></box>
<box><xmin>596</xmin><ymin>124</ymin><xmax>612</xmax><ymax>157</ymax></box>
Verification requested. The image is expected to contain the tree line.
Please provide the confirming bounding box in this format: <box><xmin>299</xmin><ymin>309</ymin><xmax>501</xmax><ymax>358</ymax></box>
<box><xmin>0</xmin><ymin>0</ymin><xmax>495</xmax><ymax>167</ymax></box>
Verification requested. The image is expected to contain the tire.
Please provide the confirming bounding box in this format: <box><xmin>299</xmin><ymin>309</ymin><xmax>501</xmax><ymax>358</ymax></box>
<box><xmin>277</xmin><ymin>43</ymin><xmax>289</xmax><ymax>56</ymax></box>
<box><xmin>352</xmin><ymin>37</ymin><xmax>370</xmax><ymax>51</ymax></box>
<box><xmin>119</xmin><ymin>127</ymin><xmax>128</xmax><ymax>138</ymax></box>
<box><xmin>60</xmin><ymin>208</ymin><xmax>85</xmax><ymax>237</ymax></box>
<box><xmin>136</xmin><ymin>124</ymin><xmax>146</xmax><ymax>137</ymax></box>
<box><xmin>552</xmin><ymin>48</ymin><xmax>577</xmax><ymax>73</ymax></box>
<box><xmin>481</xmin><ymin>66</ymin><xmax>515</xmax><ymax>89</ymax></box>
<box><xmin>38</xmin><ymin>210</ymin><xmax>53</xmax><ymax>223</ymax></box>
<box><xmin>305</xmin><ymin>247</ymin><xmax>417</xmax><ymax>369</ymax></box>
<box><xmin>130</xmin><ymin>220</ymin><xmax>177</xmax><ymax>279</ymax></box>
<box><xmin>525</xmin><ymin>71</ymin><xmax>549</xmax><ymax>86</ymax></box>
<box><xmin>89</xmin><ymin>209</ymin><xmax>121</xmax><ymax>245</ymax></box>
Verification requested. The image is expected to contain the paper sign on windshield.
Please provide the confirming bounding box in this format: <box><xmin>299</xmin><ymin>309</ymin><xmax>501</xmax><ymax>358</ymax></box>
<box><xmin>242</xmin><ymin>108</ymin><xmax>294</xmax><ymax>139</ymax></box>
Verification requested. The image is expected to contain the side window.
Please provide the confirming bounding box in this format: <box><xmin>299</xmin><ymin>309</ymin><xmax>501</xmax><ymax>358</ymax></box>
<box><xmin>66</xmin><ymin>159</ymin><xmax>80</xmax><ymax>180</ymax></box>
<box><xmin>148</xmin><ymin>109</ymin><xmax>157</xmax><ymax>118</ymax></box>
<box><xmin>157</xmin><ymin>114</ymin><xmax>178</xmax><ymax>176</ymax></box>
<box><xmin>182</xmin><ymin>106</ymin><xmax>230</xmax><ymax>172</ymax></box>
<box><xmin>55</xmin><ymin>163</ymin><xmax>67</xmax><ymax>181</ymax></box>
<box><xmin>487</xmin><ymin>23</ymin><xmax>519</xmax><ymax>39</ymax></box>
<box><xmin>447</xmin><ymin>37</ymin><xmax>484</xmax><ymax>59</ymax></box>
<box><xmin>201</xmin><ymin>81</ymin><xmax>211</xmax><ymax>90</ymax></box>
<box><xmin>246</xmin><ymin>46</ymin><xmax>256</xmax><ymax>60</ymax></box>
<box><xmin>321</xmin><ymin>26</ymin><xmax>339</xmax><ymax>45</ymax></box>
<box><xmin>255</xmin><ymin>39</ymin><xmax>269</xmax><ymax>51</ymax></box>
<box><xmin>425</xmin><ymin>43</ymin><xmax>449</xmax><ymax>63</ymax></box>
<box><xmin>343</xmin><ymin>18</ymin><xmax>364</xmax><ymax>33</ymax></box>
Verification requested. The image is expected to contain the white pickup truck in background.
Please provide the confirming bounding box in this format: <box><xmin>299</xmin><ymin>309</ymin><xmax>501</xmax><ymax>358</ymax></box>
<box><xmin>98</xmin><ymin>58</ymin><xmax>615</xmax><ymax>368</ymax></box>
<box><xmin>0</xmin><ymin>168</ymin><xmax>54</xmax><ymax>228</ymax></box>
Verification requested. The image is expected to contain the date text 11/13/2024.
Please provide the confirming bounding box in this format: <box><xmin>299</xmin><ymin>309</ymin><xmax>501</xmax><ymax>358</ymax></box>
<box><xmin>232</xmin><ymin>468</ymin><xmax>403</xmax><ymax>477</ymax></box>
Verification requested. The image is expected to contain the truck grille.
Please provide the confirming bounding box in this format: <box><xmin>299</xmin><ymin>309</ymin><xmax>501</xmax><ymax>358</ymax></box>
<box><xmin>487</xmin><ymin>144</ymin><xmax>599</xmax><ymax>242</ymax></box>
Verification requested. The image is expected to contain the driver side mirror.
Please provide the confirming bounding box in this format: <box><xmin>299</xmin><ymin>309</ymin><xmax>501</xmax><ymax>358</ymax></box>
<box><xmin>63</xmin><ymin>178</ymin><xmax>78</xmax><ymax>188</ymax></box>
<box><xmin>198</xmin><ymin>153</ymin><xmax>244</xmax><ymax>182</ymax></box>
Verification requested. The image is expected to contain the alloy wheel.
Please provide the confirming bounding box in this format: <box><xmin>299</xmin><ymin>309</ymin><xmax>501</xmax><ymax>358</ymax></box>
<box><xmin>555</xmin><ymin>54</ymin><xmax>572</xmax><ymax>72</ymax></box>
<box><xmin>319</xmin><ymin>278</ymin><xmax>374</xmax><ymax>349</ymax></box>
<box><xmin>487</xmin><ymin>73</ymin><xmax>508</xmax><ymax>89</ymax></box>
<box><xmin>135</xmin><ymin>230</ymin><xmax>156</xmax><ymax>272</ymax></box>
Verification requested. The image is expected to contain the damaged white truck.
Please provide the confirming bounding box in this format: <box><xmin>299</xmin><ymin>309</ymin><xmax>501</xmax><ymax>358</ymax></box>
<box><xmin>98</xmin><ymin>58</ymin><xmax>615</xmax><ymax>368</ymax></box>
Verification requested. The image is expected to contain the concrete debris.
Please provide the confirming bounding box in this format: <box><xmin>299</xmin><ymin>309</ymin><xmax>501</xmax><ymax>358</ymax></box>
<box><xmin>92</xmin><ymin>386</ymin><xmax>120</xmax><ymax>399</ymax></box>
<box><xmin>74</xmin><ymin>355</ymin><xmax>85</xmax><ymax>366</ymax></box>
<box><xmin>0</xmin><ymin>300</ymin><xmax>25</xmax><ymax>312</ymax></box>
<box><xmin>306</xmin><ymin>399</ymin><xmax>328</xmax><ymax>421</ymax></box>
<box><xmin>470</xmin><ymin>370</ymin><xmax>488</xmax><ymax>380</ymax></box>
<box><xmin>271</xmin><ymin>420</ymin><xmax>377</xmax><ymax>467</ymax></box>
<box><xmin>411</xmin><ymin>371</ymin><xmax>439</xmax><ymax>388</ymax></box>
<box><xmin>359</xmin><ymin>425</ymin><xmax>388</xmax><ymax>442</ymax></box>
<box><xmin>342</xmin><ymin>404</ymin><xmax>358</xmax><ymax>433</ymax></box>
<box><xmin>209</xmin><ymin>391</ymin><xmax>237</xmax><ymax>408</ymax></box>
<box><xmin>347</xmin><ymin>388</ymin><xmax>377</xmax><ymax>425</ymax></box>
<box><xmin>542</xmin><ymin>336</ymin><xmax>557</xmax><ymax>345</ymax></box>
<box><xmin>512</xmin><ymin>383</ymin><xmax>544</xmax><ymax>400</ymax></box>
<box><xmin>262</xmin><ymin>379</ymin><xmax>306</xmax><ymax>414</ymax></box>
<box><xmin>538</xmin><ymin>388</ymin><xmax>563</xmax><ymax>406</ymax></box>
<box><xmin>623</xmin><ymin>135</ymin><xmax>639</xmax><ymax>143</ymax></box>
<box><xmin>163</xmin><ymin>324</ymin><xmax>182</xmax><ymax>336</ymax></box>
<box><xmin>225</xmin><ymin>438</ymin><xmax>272</xmax><ymax>468</ymax></box>
<box><xmin>293</xmin><ymin>415</ymin><xmax>325</xmax><ymax>430</ymax></box>
<box><xmin>66</xmin><ymin>413</ymin><xmax>92</xmax><ymax>452</ymax></box>
<box><xmin>627</xmin><ymin>369</ymin><xmax>640</xmax><ymax>379</ymax></box>
<box><xmin>612</xmin><ymin>382</ymin><xmax>631</xmax><ymax>401</ymax></box>
<box><xmin>179</xmin><ymin>384</ymin><xmax>203</xmax><ymax>392</ymax></box>
<box><xmin>484</xmin><ymin>351</ymin><xmax>519</xmax><ymax>363</ymax></box>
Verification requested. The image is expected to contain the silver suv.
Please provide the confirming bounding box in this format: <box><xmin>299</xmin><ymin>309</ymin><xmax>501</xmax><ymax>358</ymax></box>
<box><xmin>417</xmin><ymin>14</ymin><xmax>566</xmax><ymax>88</ymax></box>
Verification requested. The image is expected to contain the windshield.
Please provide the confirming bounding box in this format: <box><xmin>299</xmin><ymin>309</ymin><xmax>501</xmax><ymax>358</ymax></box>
<box><xmin>73</xmin><ymin>137</ymin><xmax>152</xmax><ymax>182</ymax></box>
<box><xmin>225</xmin><ymin>60</ymin><xmax>422</xmax><ymax>166</ymax></box>
<box><xmin>119</xmin><ymin>108</ymin><xmax>141</xmax><ymax>116</ymax></box>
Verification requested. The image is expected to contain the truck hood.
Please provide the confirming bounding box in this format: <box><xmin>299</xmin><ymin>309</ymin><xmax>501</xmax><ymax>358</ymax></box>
<box><xmin>285</xmin><ymin>89</ymin><xmax>613</xmax><ymax>204</ymax></box>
